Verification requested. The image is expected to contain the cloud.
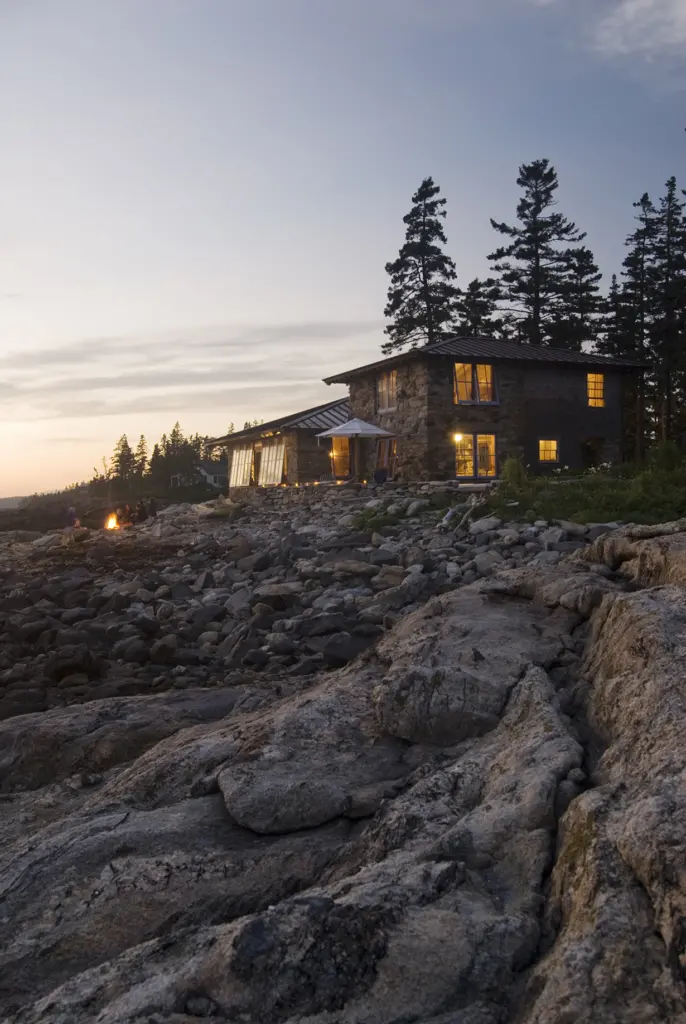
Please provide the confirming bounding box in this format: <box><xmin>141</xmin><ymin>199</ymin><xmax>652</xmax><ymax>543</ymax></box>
<box><xmin>594</xmin><ymin>0</ymin><xmax>686</xmax><ymax>58</ymax></box>
<box><xmin>0</xmin><ymin>320</ymin><xmax>381</xmax><ymax>373</ymax></box>
<box><xmin>0</xmin><ymin>320</ymin><xmax>378</xmax><ymax>421</ymax></box>
<box><xmin>0</xmin><ymin>382</ymin><xmax>344</xmax><ymax>422</ymax></box>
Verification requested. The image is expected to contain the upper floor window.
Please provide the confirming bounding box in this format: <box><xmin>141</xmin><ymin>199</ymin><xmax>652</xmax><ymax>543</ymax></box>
<box><xmin>587</xmin><ymin>373</ymin><xmax>605</xmax><ymax>408</ymax></box>
<box><xmin>377</xmin><ymin>369</ymin><xmax>397</xmax><ymax>411</ymax></box>
<box><xmin>454</xmin><ymin>363</ymin><xmax>496</xmax><ymax>404</ymax></box>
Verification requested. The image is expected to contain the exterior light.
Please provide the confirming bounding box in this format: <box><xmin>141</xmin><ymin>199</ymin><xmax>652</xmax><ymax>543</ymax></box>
<box><xmin>453</xmin><ymin>433</ymin><xmax>464</xmax><ymax>443</ymax></box>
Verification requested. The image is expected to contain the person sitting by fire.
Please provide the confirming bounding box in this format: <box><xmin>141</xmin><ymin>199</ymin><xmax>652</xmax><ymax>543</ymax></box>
<box><xmin>148</xmin><ymin>496</ymin><xmax>157</xmax><ymax>518</ymax></box>
<box><xmin>62</xmin><ymin>506</ymin><xmax>79</xmax><ymax>546</ymax></box>
<box><xmin>135</xmin><ymin>499</ymin><xmax>148</xmax><ymax>523</ymax></box>
<box><xmin>121</xmin><ymin>504</ymin><xmax>133</xmax><ymax>526</ymax></box>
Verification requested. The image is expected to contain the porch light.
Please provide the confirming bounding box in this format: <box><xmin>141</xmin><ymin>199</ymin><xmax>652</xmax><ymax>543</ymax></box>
<box><xmin>453</xmin><ymin>433</ymin><xmax>464</xmax><ymax>443</ymax></box>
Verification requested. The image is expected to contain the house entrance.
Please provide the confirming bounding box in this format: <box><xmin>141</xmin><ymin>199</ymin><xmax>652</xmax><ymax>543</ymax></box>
<box><xmin>455</xmin><ymin>433</ymin><xmax>496</xmax><ymax>479</ymax></box>
<box><xmin>330</xmin><ymin>436</ymin><xmax>350</xmax><ymax>478</ymax></box>
<box><xmin>376</xmin><ymin>438</ymin><xmax>397</xmax><ymax>477</ymax></box>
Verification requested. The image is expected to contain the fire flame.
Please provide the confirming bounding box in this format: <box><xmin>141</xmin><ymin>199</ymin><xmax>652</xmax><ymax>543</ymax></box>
<box><xmin>105</xmin><ymin>514</ymin><xmax>119</xmax><ymax>530</ymax></box>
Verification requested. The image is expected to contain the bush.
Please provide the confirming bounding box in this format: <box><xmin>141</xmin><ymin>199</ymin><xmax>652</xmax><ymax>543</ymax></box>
<box><xmin>647</xmin><ymin>441</ymin><xmax>683</xmax><ymax>472</ymax></box>
<box><xmin>501</xmin><ymin>456</ymin><xmax>528</xmax><ymax>488</ymax></box>
<box><xmin>482</xmin><ymin>465</ymin><xmax>686</xmax><ymax>526</ymax></box>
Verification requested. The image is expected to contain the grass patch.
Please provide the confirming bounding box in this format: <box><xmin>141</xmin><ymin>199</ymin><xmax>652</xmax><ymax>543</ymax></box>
<box><xmin>482</xmin><ymin>467</ymin><xmax>686</xmax><ymax>526</ymax></box>
<box><xmin>353</xmin><ymin>508</ymin><xmax>402</xmax><ymax>531</ymax></box>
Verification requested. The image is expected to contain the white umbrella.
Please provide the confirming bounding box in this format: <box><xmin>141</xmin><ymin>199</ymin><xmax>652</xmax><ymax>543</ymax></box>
<box><xmin>316</xmin><ymin>418</ymin><xmax>394</xmax><ymax>439</ymax></box>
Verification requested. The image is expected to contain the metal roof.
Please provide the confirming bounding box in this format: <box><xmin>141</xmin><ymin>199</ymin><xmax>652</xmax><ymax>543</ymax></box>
<box><xmin>208</xmin><ymin>397</ymin><xmax>351</xmax><ymax>445</ymax></box>
<box><xmin>323</xmin><ymin>335</ymin><xmax>648</xmax><ymax>384</ymax></box>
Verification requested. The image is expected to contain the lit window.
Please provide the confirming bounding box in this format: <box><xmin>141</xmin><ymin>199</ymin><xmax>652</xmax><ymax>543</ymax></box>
<box><xmin>539</xmin><ymin>440</ymin><xmax>559</xmax><ymax>462</ymax></box>
<box><xmin>587</xmin><ymin>373</ymin><xmax>605</xmax><ymax>408</ymax></box>
<box><xmin>454</xmin><ymin>363</ymin><xmax>496</xmax><ymax>404</ymax></box>
<box><xmin>454</xmin><ymin>363</ymin><xmax>474</xmax><ymax>403</ymax></box>
<box><xmin>377</xmin><ymin>370</ymin><xmax>398</xmax><ymax>411</ymax></box>
<box><xmin>258</xmin><ymin>440</ymin><xmax>285</xmax><ymax>486</ymax></box>
<box><xmin>331</xmin><ymin>436</ymin><xmax>350</xmax><ymax>477</ymax></box>
<box><xmin>476</xmin><ymin>434</ymin><xmax>496</xmax><ymax>477</ymax></box>
<box><xmin>454</xmin><ymin>432</ymin><xmax>496</xmax><ymax>477</ymax></box>
<box><xmin>476</xmin><ymin>364</ymin><xmax>494</xmax><ymax>402</ymax></box>
<box><xmin>229</xmin><ymin>446</ymin><xmax>253</xmax><ymax>487</ymax></box>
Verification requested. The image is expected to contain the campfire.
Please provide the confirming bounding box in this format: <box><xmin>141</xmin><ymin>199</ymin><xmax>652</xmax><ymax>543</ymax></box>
<box><xmin>105</xmin><ymin>513</ymin><xmax>119</xmax><ymax>531</ymax></box>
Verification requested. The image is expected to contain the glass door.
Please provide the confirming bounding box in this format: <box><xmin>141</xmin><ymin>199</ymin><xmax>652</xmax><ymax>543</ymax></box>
<box><xmin>331</xmin><ymin>437</ymin><xmax>350</xmax><ymax>477</ymax></box>
<box><xmin>455</xmin><ymin>435</ymin><xmax>475</xmax><ymax>477</ymax></box>
<box><xmin>455</xmin><ymin>433</ymin><xmax>496</xmax><ymax>478</ymax></box>
<box><xmin>476</xmin><ymin>434</ymin><xmax>496</xmax><ymax>477</ymax></box>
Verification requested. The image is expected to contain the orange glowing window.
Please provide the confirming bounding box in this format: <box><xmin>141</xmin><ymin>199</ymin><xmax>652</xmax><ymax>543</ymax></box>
<box><xmin>587</xmin><ymin>373</ymin><xmax>605</xmax><ymax>408</ymax></box>
<box><xmin>454</xmin><ymin>363</ymin><xmax>496</xmax><ymax>404</ymax></box>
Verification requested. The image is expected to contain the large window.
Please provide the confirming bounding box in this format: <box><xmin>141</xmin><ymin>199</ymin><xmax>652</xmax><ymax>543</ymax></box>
<box><xmin>331</xmin><ymin>436</ymin><xmax>350</xmax><ymax>477</ymax></box>
<box><xmin>376</xmin><ymin>370</ymin><xmax>398</xmax><ymax>411</ymax></box>
<box><xmin>539</xmin><ymin>439</ymin><xmax>559</xmax><ymax>463</ymax></box>
<box><xmin>229</xmin><ymin>446</ymin><xmax>253</xmax><ymax>487</ymax></box>
<box><xmin>587</xmin><ymin>373</ymin><xmax>605</xmax><ymax>408</ymax></box>
<box><xmin>453</xmin><ymin>363</ymin><xmax>496</xmax><ymax>404</ymax></box>
<box><xmin>258</xmin><ymin>440</ymin><xmax>285</xmax><ymax>486</ymax></box>
<box><xmin>454</xmin><ymin>432</ymin><xmax>496</xmax><ymax>478</ymax></box>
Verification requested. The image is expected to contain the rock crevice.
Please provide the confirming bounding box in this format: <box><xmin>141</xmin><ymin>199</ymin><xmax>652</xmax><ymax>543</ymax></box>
<box><xmin>3</xmin><ymin>507</ymin><xmax>686</xmax><ymax>1022</ymax></box>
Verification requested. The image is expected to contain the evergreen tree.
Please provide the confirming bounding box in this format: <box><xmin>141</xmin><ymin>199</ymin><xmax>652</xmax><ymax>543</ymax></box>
<box><xmin>621</xmin><ymin>193</ymin><xmax>659</xmax><ymax>362</ymax></box>
<box><xmin>488</xmin><ymin>159</ymin><xmax>585</xmax><ymax>346</ymax></box>
<box><xmin>134</xmin><ymin>435</ymin><xmax>148</xmax><ymax>477</ymax></box>
<box><xmin>148</xmin><ymin>443</ymin><xmax>163</xmax><ymax>483</ymax></box>
<box><xmin>649</xmin><ymin>177</ymin><xmax>686</xmax><ymax>440</ymax></box>
<box><xmin>454</xmin><ymin>278</ymin><xmax>502</xmax><ymax>336</ymax></box>
<box><xmin>383</xmin><ymin>177</ymin><xmax>459</xmax><ymax>354</ymax></box>
<box><xmin>597</xmin><ymin>274</ymin><xmax>632</xmax><ymax>358</ymax></box>
<box><xmin>110</xmin><ymin>435</ymin><xmax>136</xmax><ymax>481</ymax></box>
<box><xmin>548</xmin><ymin>246</ymin><xmax>603</xmax><ymax>351</ymax></box>
<box><xmin>166</xmin><ymin>422</ymin><xmax>184</xmax><ymax>459</ymax></box>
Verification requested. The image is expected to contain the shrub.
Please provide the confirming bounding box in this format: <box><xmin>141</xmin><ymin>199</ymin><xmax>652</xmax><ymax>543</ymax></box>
<box><xmin>501</xmin><ymin>456</ymin><xmax>528</xmax><ymax>488</ymax></box>
<box><xmin>647</xmin><ymin>441</ymin><xmax>683</xmax><ymax>472</ymax></box>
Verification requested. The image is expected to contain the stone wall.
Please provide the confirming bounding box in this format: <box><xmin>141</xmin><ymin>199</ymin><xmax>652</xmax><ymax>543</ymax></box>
<box><xmin>428</xmin><ymin>359</ymin><xmax>526</xmax><ymax>478</ymax></box>
<box><xmin>348</xmin><ymin>362</ymin><xmax>431</xmax><ymax>480</ymax></box>
<box><xmin>292</xmin><ymin>432</ymin><xmax>332</xmax><ymax>484</ymax></box>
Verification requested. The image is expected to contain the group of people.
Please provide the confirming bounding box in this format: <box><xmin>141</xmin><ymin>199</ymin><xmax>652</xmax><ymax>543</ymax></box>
<box><xmin>116</xmin><ymin>497</ymin><xmax>157</xmax><ymax>526</ymax></box>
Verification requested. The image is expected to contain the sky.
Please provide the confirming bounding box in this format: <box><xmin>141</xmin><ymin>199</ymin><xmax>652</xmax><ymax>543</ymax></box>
<box><xmin>0</xmin><ymin>0</ymin><xmax>684</xmax><ymax>496</ymax></box>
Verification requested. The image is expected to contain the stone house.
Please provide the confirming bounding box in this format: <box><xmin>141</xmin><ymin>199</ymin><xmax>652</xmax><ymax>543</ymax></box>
<box><xmin>211</xmin><ymin>397</ymin><xmax>351</xmax><ymax>489</ymax></box>
<box><xmin>323</xmin><ymin>336</ymin><xmax>646</xmax><ymax>481</ymax></box>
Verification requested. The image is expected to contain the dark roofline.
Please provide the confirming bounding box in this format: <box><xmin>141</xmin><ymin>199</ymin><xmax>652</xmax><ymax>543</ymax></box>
<box><xmin>323</xmin><ymin>335</ymin><xmax>649</xmax><ymax>384</ymax></box>
<box><xmin>208</xmin><ymin>397</ymin><xmax>350</xmax><ymax>446</ymax></box>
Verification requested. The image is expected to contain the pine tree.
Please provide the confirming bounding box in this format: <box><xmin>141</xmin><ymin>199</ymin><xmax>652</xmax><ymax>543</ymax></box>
<box><xmin>548</xmin><ymin>246</ymin><xmax>603</xmax><ymax>351</ymax></box>
<box><xmin>649</xmin><ymin>177</ymin><xmax>686</xmax><ymax>440</ymax></box>
<box><xmin>134</xmin><ymin>435</ymin><xmax>148</xmax><ymax>477</ymax></box>
<box><xmin>110</xmin><ymin>435</ymin><xmax>136</xmax><ymax>481</ymax></box>
<box><xmin>148</xmin><ymin>443</ymin><xmax>163</xmax><ymax>483</ymax></box>
<box><xmin>455</xmin><ymin>278</ymin><xmax>502</xmax><ymax>336</ymax></box>
<box><xmin>597</xmin><ymin>274</ymin><xmax>632</xmax><ymax>358</ymax></box>
<box><xmin>621</xmin><ymin>193</ymin><xmax>659</xmax><ymax>362</ymax></box>
<box><xmin>488</xmin><ymin>159</ymin><xmax>585</xmax><ymax>346</ymax></box>
<box><xmin>383</xmin><ymin>177</ymin><xmax>459</xmax><ymax>354</ymax></box>
<box><xmin>167</xmin><ymin>422</ymin><xmax>184</xmax><ymax>459</ymax></box>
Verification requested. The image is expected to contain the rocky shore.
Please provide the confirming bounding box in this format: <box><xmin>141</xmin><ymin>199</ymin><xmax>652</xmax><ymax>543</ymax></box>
<box><xmin>2</xmin><ymin>485</ymin><xmax>686</xmax><ymax>1022</ymax></box>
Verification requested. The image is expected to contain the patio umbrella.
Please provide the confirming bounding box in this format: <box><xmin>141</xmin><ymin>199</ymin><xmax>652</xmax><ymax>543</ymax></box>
<box><xmin>316</xmin><ymin>418</ymin><xmax>395</xmax><ymax>480</ymax></box>
<box><xmin>316</xmin><ymin>418</ymin><xmax>395</xmax><ymax>439</ymax></box>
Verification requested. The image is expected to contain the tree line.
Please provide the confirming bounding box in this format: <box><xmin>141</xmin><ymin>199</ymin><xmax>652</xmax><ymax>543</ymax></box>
<box><xmin>91</xmin><ymin>419</ymin><xmax>261</xmax><ymax>493</ymax></box>
<box><xmin>384</xmin><ymin>160</ymin><xmax>686</xmax><ymax>441</ymax></box>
